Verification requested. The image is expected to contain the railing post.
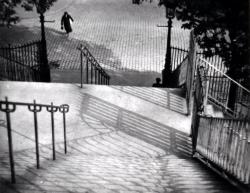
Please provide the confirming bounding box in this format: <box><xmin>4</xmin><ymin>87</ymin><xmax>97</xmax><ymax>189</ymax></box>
<box><xmin>80</xmin><ymin>47</ymin><xmax>83</xmax><ymax>88</ymax></box>
<box><xmin>101</xmin><ymin>71</ymin><xmax>103</xmax><ymax>84</ymax></box>
<box><xmin>98</xmin><ymin>70</ymin><xmax>101</xmax><ymax>84</ymax></box>
<box><xmin>46</xmin><ymin>103</ymin><xmax>58</xmax><ymax>160</ymax></box>
<box><xmin>86</xmin><ymin>58</ymin><xmax>89</xmax><ymax>84</ymax></box>
<box><xmin>0</xmin><ymin>97</ymin><xmax>16</xmax><ymax>183</ymax></box>
<box><xmin>28</xmin><ymin>100</ymin><xmax>42</xmax><ymax>169</ymax></box>
<box><xmin>59</xmin><ymin>104</ymin><xmax>69</xmax><ymax>154</ymax></box>
<box><xmin>95</xmin><ymin>67</ymin><xmax>97</xmax><ymax>84</ymax></box>
<box><xmin>91</xmin><ymin>65</ymin><xmax>93</xmax><ymax>84</ymax></box>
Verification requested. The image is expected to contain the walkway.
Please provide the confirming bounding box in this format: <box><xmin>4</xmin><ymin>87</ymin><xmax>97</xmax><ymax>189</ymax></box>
<box><xmin>0</xmin><ymin>0</ymin><xmax>189</xmax><ymax>72</ymax></box>
<box><xmin>0</xmin><ymin>81</ymin><xmax>241</xmax><ymax>192</ymax></box>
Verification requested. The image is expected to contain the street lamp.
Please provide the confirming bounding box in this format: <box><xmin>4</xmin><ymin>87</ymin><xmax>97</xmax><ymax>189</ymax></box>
<box><xmin>36</xmin><ymin>1</ymin><xmax>51</xmax><ymax>82</ymax></box>
<box><xmin>161</xmin><ymin>0</ymin><xmax>176</xmax><ymax>87</ymax></box>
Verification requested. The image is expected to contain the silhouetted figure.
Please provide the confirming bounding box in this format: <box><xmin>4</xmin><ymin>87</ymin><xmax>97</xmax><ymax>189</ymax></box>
<box><xmin>152</xmin><ymin>78</ymin><xmax>162</xmax><ymax>87</ymax></box>
<box><xmin>61</xmin><ymin>12</ymin><xmax>74</xmax><ymax>34</ymax></box>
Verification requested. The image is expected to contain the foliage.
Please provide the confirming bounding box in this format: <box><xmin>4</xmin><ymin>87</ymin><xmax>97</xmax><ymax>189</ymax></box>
<box><xmin>0</xmin><ymin>0</ymin><xmax>57</xmax><ymax>26</ymax></box>
<box><xmin>159</xmin><ymin>0</ymin><xmax>249</xmax><ymax>80</ymax></box>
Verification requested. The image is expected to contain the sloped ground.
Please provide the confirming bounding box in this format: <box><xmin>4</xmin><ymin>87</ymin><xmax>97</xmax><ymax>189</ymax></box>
<box><xmin>0</xmin><ymin>0</ymin><xmax>189</xmax><ymax>73</ymax></box>
<box><xmin>0</xmin><ymin>132</ymin><xmax>239</xmax><ymax>193</ymax></box>
<box><xmin>0</xmin><ymin>81</ymin><xmax>241</xmax><ymax>192</ymax></box>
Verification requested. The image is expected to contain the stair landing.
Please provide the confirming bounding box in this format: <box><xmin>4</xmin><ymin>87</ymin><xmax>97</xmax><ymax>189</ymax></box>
<box><xmin>0</xmin><ymin>81</ymin><xmax>241</xmax><ymax>192</ymax></box>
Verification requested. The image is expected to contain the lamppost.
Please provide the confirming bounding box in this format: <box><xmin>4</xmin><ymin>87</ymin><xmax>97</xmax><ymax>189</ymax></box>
<box><xmin>36</xmin><ymin>1</ymin><xmax>51</xmax><ymax>82</ymax></box>
<box><xmin>161</xmin><ymin>1</ymin><xmax>176</xmax><ymax>87</ymax></box>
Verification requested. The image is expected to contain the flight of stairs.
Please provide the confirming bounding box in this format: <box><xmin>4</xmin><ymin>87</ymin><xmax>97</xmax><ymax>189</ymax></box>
<box><xmin>0</xmin><ymin>81</ymin><xmax>242</xmax><ymax>192</ymax></box>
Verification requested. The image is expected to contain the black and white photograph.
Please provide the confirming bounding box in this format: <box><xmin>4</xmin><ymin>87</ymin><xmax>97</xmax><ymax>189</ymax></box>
<box><xmin>0</xmin><ymin>0</ymin><xmax>249</xmax><ymax>192</ymax></box>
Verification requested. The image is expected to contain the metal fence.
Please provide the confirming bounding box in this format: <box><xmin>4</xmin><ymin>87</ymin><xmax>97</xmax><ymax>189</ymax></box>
<box><xmin>196</xmin><ymin>52</ymin><xmax>228</xmax><ymax>74</ymax></box>
<box><xmin>0</xmin><ymin>41</ymin><xmax>42</xmax><ymax>81</ymax></box>
<box><xmin>170</xmin><ymin>46</ymin><xmax>188</xmax><ymax>71</ymax></box>
<box><xmin>196</xmin><ymin>116</ymin><xmax>250</xmax><ymax>184</ymax></box>
<box><xmin>191</xmin><ymin>65</ymin><xmax>209</xmax><ymax>150</ymax></box>
<box><xmin>197</xmin><ymin>57</ymin><xmax>250</xmax><ymax>119</ymax></box>
<box><xmin>191</xmin><ymin>63</ymin><xmax>250</xmax><ymax>185</ymax></box>
<box><xmin>0</xmin><ymin>97</ymin><xmax>69</xmax><ymax>183</ymax></box>
<box><xmin>78</xmin><ymin>45</ymin><xmax>110</xmax><ymax>87</ymax></box>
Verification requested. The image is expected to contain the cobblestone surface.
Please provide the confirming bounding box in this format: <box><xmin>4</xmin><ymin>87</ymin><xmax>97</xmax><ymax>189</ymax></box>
<box><xmin>0</xmin><ymin>0</ymin><xmax>190</xmax><ymax>72</ymax></box>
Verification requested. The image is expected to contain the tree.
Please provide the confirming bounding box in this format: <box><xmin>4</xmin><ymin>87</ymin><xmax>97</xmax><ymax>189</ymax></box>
<box><xmin>0</xmin><ymin>0</ymin><xmax>57</xmax><ymax>26</ymax></box>
<box><xmin>159</xmin><ymin>0</ymin><xmax>249</xmax><ymax>110</ymax></box>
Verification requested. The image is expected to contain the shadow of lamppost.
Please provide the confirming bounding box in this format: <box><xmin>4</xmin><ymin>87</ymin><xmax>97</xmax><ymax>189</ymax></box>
<box><xmin>159</xmin><ymin>0</ymin><xmax>176</xmax><ymax>87</ymax></box>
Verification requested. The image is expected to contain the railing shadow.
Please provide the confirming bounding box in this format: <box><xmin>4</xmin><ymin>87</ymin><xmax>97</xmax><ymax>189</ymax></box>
<box><xmin>111</xmin><ymin>86</ymin><xmax>187</xmax><ymax>115</ymax></box>
<box><xmin>81</xmin><ymin>94</ymin><xmax>192</xmax><ymax>157</ymax></box>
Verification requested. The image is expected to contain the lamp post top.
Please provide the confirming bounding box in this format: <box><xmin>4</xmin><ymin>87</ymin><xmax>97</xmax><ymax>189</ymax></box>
<box><xmin>159</xmin><ymin>0</ymin><xmax>177</xmax><ymax>19</ymax></box>
<box><xmin>35</xmin><ymin>0</ymin><xmax>47</xmax><ymax>14</ymax></box>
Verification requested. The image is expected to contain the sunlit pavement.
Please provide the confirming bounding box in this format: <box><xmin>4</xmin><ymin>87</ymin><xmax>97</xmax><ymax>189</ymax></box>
<box><xmin>0</xmin><ymin>0</ymin><xmax>189</xmax><ymax>72</ymax></box>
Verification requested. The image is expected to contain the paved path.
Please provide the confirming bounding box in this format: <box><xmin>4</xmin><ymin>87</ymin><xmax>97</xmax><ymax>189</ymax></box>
<box><xmin>0</xmin><ymin>0</ymin><xmax>189</xmax><ymax>72</ymax></box>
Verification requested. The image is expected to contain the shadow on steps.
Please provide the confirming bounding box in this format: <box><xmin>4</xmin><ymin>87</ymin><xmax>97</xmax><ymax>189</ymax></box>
<box><xmin>81</xmin><ymin>93</ymin><xmax>192</xmax><ymax>157</ymax></box>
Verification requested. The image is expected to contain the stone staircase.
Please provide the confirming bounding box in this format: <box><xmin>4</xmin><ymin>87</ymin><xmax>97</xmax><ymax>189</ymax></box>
<box><xmin>0</xmin><ymin>81</ymin><xmax>242</xmax><ymax>192</ymax></box>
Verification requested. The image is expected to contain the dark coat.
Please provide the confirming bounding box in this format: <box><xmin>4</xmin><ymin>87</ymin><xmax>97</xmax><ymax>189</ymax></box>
<box><xmin>61</xmin><ymin>13</ymin><xmax>74</xmax><ymax>33</ymax></box>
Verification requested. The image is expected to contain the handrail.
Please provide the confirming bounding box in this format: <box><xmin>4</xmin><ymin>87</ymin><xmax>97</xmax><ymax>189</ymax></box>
<box><xmin>199</xmin><ymin>57</ymin><xmax>250</xmax><ymax>93</ymax></box>
<box><xmin>195</xmin><ymin>114</ymin><xmax>250</xmax><ymax>184</ymax></box>
<box><xmin>77</xmin><ymin>44</ymin><xmax>110</xmax><ymax>87</ymax></box>
<box><xmin>0</xmin><ymin>97</ymin><xmax>69</xmax><ymax>183</ymax></box>
<box><xmin>0</xmin><ymin>55</ymin><xmax>40</xmax><ymax>81</ymax></box>
<box><xmin>192</xmin><ymin>65</ymin><xmax>250</xmax><ymax>185</ymax></box>
<box><xmin>197</xmin><ymin>57</ymin><xmax>250</xmax><ymax>119</ymax></box>
<box><xmin>171</xmin><ymin>46</ymin><xmax>189</xmax><ymax>71</ymax></box>
<box><xmin>0</xmin><ymin>40</ymin><xmax>42</xmax><ymax>81</ymax></box>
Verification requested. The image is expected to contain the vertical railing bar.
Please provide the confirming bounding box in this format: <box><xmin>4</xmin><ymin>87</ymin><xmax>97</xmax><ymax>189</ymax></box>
<box><xmin>80</xmin><ymin>48</ymin><xmax>83</xmax><ymax>88</ymax></box>
<box><xmin>0</xmin><ymin>97</ymin><xmax>16</xmax><ymax>183</ymax></box>
<box><xmin>51</xmin><ymin>104</ymin><xmax>56</xmax><ymax>160</ymax></box>
<box><xmin>34</xmin><ymin>105</ymin><xmax>39</xmax><ymax>168</ymax></box>
<box><xmin>8</xmin><ymin>44</ymin><xmax>13</xmax><ymax>80</ymax></box>
<box><xmin>63</xmin><ymin>110</ymin><xmax>67</xmax><ymax>154</ymax></box>
<box><xmin>28</xmin><ymin>100</ymin><xmax>42</xmax><ymax>169</ymax></box>
<box><xmin>59</xmin><ymin>104</ymin><xmax>69</xmax><ymax>155</ymax></box>
<box><xmin>98</xmin><ymin>69</ymin><xmax>100</xmax><ymax>84</ymax></box>
<box><xmin>91</xmin><ymin>64</ymin><xmax>93</xmax><ymax>84</ymax></box>
<box><xmin>46</xmin><ymin>103</ymin><xmax>57</xmax><ymax>160</ymax></box>
<box><xmin>86</xmin><ymin>58</ymin><xmax>89</xmax><ymax>84</ymax></box>
<box><xmin>95</xmin><ymin>67</ymin><xmax>97</xmax><ymax>84</ymax></box>
<box><xmin>6</xmin><ymin>106</ymin><xmax>15</xmax><ymax>183</ymax></box>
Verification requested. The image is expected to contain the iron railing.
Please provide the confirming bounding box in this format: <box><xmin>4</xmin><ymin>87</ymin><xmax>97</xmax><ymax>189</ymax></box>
<box><xmin>196</xmin><ymin>115</ymin><xmax>250</xmax><ymax>184</ymax></box>
<box><xmin>196</xmin><ymin>52</ymin><xmax>228</xmax><ymax>74</ymax></box>
<box><xmin>171</xmin><ymin>46</ymin><xmax>188</xmax><ymax>71</ymax></box>
<box><xmin>171</xmin><ymin>31</ymin><xmax>196</xmax><ymax>115</ymax></box>
<box><xmin>197</xmin><ymin>57</ymin><xmax>250</xmax><ymax>119</ymax></box>
<box><xmin>78</xmin><ymin>44</ymin><xmax>110</xmax><ymax>87</ymax></box>
<box><xmin>0</xmin><ymin>41</ymin><xmax>42</xmax><ymax>81</ymax></box>
<box><xmin>185</xmin><ymin>31</ymin><xmax>196</xmax><ymax>115</ymax></box>
<box><xmin>191</xmin><ymin>61</ymin><xmax>250</xmax><ymax>185</ymax></box>
<box><xmin>0</xmin><ymin>97</ymin><xmax>69</xmax><ymax>183</ymax></box>
<box><xmin>191</xmin><ymin>65</ymin><xmax>209</xmax><ymax>151</ymax></box>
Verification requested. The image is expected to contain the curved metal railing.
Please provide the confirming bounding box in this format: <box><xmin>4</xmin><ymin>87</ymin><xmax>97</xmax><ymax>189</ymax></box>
<box><xmin>0</xmin><ymin>97</ymin><xmax>70</xmax><ymax>183</ymax></box>
<box><xmin>77</xmin><ymin>44</ymin><xmax>110</xmax><ymax>87</ymax></box>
